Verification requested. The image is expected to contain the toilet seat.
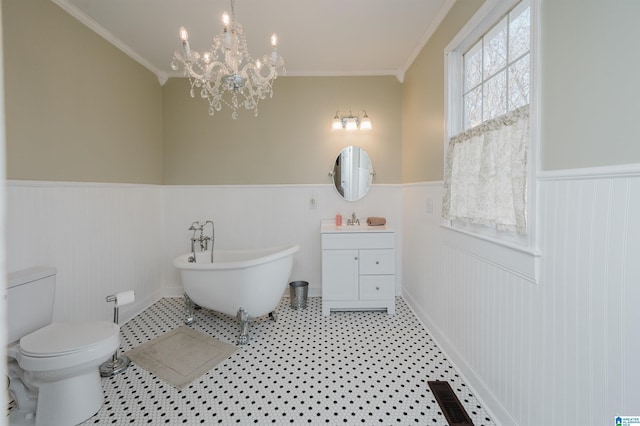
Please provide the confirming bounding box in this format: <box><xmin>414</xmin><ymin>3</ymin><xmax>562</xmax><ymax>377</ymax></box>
<box><xmin>20</xmin><ymin>321</ymin><xmax>119</xmax><ymax>357</ymax></box>
<box><xmin>15</xmin><ymin>321</ymin><xmax>120</xmax><ymax>372</ymax></box>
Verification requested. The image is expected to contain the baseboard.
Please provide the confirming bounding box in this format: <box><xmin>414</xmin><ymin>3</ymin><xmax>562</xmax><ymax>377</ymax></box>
<box><xmin>307</xmin><ymin>286</ymin><xmax>321</xmax><ymax>298</ymax></box>
<box><xmin>119</xmin><ymin>289</ymin><xmax>164</xmax><ymax>325</ymax></box>
<box><xmin>162</xmin><ymin>285</ymin><xmax>185</xmax><ymax>298</ymax></box>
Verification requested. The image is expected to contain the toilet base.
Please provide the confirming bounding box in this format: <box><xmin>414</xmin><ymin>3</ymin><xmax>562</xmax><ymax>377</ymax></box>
<box><xmin>11</xmin><ymin>365</ymin><xmax>105</xmax><ymax>426</ymax></box>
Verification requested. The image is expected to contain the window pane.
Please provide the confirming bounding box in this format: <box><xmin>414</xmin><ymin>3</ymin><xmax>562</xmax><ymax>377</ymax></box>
<box><xmin>464</xmin><ymin>41</ymin><xmax>482</xmax><ymax>92</ymax></box>
<box><xmin>464</xmin><ymin>86</ymin><xmax>482</xmax><ymax>129</ymax></box>
<box><xmin>483</xmin><ymin>17</ymin><xmax>507</xmax><ymax>78</ymax></box>
<box><xmin>509</xmin><ymin>2</ymin><xmax>530</xmax><ymax>61</ymax></box>
<box><xmin>458</xmin><ymin>0</ymin><xmax>529</xmax><ymax>131</ymax></box>
<box><xmin>483</xmin><ymin>71</ymin><xmax>506</xmax><ymax>121</ymax></box>
<box><xmin>508</xmin><ymin>54</ymin><xmax>530</xmax><ymax>110</ymax></box>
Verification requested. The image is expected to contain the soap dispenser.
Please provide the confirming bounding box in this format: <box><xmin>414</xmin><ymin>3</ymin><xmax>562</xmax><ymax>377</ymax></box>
<box><xmin>335</xmin><ymin>213</ymin><xmax>342</xmax><ymax>226</ymax></box>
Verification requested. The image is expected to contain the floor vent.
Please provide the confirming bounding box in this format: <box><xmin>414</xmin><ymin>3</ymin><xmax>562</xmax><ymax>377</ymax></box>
<box><xmin>428</xmin><ymin>381</ymin><xmax>474</xmax><ymax>426</ymax></box>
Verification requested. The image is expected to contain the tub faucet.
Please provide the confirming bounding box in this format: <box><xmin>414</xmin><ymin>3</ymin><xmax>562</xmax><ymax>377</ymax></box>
<box><xmin>197</xmin><ymin>234</ymin><xmax>210</xmax><ymax>251</ymax></box>
<box><xmin>188</xmin><ymin>222</ymin><xmax>203</xmax><ymax>252</ymax></box>
<box><xmin>188</xmin><ymin>220</ymin><xmax>215</xmax><ymax>262</ymax></box>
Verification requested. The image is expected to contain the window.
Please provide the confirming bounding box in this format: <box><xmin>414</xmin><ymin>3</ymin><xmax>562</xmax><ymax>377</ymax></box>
<box><xmin>463</xmin><ymin>1</ymin><xmax>530</xmax><ymax>130</ymax></box>
<box><xmin>443</xmin><ymin>0</ymin><xmax>538</xmax><ymax>255</ymax></box>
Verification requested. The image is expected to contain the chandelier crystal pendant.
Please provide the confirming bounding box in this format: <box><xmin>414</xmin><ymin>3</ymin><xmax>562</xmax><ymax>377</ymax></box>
<box><xmin>170</xmin><ymin>0</ymin><xmax>285</xmax><ymax>119</ymax></box>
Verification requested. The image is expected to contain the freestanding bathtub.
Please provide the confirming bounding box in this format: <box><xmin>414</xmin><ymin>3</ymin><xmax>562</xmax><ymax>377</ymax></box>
<box><xmin>173</xmin><ymin>244</ymin><xmax>300</xmax><ymax>344</ymax></box>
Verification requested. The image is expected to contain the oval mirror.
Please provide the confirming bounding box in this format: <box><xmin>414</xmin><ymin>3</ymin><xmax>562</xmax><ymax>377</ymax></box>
<box><xmin>331</xmin><ymin>146</ymin><xmax>374</xmax><ymax>201</ymax></box>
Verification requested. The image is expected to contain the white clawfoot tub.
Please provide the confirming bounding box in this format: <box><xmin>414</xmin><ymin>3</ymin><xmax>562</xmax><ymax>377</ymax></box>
<box><xmin>173</xmin><ymin>244</ymin><xmax>300</xmax><ymax>344</ymax></box>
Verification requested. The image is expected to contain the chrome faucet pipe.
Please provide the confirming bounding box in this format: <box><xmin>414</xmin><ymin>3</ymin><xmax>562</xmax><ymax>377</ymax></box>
<box><xmin>204</xmin><ymin>220</ymin><xmax>215</xmax><ymax>262</ymax></box>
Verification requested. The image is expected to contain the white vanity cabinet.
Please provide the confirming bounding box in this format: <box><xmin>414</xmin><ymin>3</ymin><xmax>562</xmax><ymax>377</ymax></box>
<box><xmin>321</xmin><ymin>224</ymin><xmax>396</xmax><ymax>316</ymax></box>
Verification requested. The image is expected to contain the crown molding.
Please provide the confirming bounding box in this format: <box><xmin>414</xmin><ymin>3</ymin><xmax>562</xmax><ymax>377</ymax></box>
<box><xmin>51</xmin><ymin>0</ymin><xmax>166</xmax><ymax>84</ymax></box>
<box><xmin>399</xmin><ymin>0</ymin><xmax>456</xmax><ymax>78</ymax></box>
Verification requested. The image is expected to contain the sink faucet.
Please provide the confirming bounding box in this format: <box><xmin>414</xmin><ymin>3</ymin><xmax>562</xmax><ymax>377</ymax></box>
<box><xmin>347</xmin><ymin>212</ymin><xmax>359</xmax><ymax>226</ymax></box>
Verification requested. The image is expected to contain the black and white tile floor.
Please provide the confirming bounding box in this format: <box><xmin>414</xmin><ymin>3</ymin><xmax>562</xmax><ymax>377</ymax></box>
<box><xmin>85</xmin><ymin>297</ymin><xmax>495</xmax><ymax>425</ymax></box>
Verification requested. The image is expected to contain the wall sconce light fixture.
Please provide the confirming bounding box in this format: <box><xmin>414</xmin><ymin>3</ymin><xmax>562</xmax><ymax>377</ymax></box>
<box><xmin>331</xmin><ymin>110</ymin><xmax>372</xmax><ymax>131</ymax></box>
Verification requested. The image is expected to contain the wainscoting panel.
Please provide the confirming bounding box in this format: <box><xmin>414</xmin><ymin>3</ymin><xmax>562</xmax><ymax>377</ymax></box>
<box><xmin>162</xmin><ymin>184</ymin><xmax>403</xmax><ymax>298</ymax></box>
<box><xmin>6</xmin><ymin>182</ymin><xmax>403</xmax><ymax>325</ymax></box>
<box><xmin>401</xmin><ymin>172</ymin><xmax>640</xmax><ymax>425</ymax></box>
<box><xmin>6</xmin><ymin>181</ymin><xmax>164</xmax><ymax>325</ymax></box>
<box><xmin>9</xmin><ymin>174</ymin><xmax>638</xmax><ymax>424</ymax></box>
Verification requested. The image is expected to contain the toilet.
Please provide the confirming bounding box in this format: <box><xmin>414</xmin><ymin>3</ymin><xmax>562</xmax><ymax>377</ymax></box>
<box><xmin>7</xmin><ymin>267</ymin><xmax>121</xmax><ymax>426</ymax></box>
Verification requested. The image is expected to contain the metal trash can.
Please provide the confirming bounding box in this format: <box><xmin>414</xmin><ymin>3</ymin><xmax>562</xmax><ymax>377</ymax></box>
<box><xmin>289</xmin><ymin>281</ymin><xmax>308</xmax><ymax>310</ymax></box>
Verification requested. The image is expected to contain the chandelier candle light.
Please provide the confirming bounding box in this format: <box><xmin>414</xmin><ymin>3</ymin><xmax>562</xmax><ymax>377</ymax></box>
<box><xmin>171</xmin><ymin>0</ymin><xmax>285</xmax><ymax>119</ymax></box>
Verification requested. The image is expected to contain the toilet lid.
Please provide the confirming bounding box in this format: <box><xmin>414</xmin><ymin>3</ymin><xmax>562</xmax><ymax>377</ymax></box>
<box><xmin>20</xmin><ymin>321</ymin><xmax>119</xmax><ymax>357</ymax></box>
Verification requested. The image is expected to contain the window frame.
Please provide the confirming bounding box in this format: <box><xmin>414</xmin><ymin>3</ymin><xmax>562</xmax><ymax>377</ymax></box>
<box><xmin>443</xmin><ymin>0</ymin><xmax>541</xmax><ymax>282</ymax></box>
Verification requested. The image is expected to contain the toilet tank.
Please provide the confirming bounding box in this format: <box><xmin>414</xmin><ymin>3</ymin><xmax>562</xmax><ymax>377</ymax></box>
<box><xmin>7</xmin><ymin>266</ymin><xmax>57</xmax><ymax>344</ymax></box>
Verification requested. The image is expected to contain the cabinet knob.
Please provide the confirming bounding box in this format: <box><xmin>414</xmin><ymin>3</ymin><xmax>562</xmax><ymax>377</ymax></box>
<box><xmin>375</xmin><ymin>261</ymin><xmax>380</xmax><ymax>265</ymax></box>
<box><xmin>354</xmin><ymin>257</ymin><xmax>358</xmax><ymax>260</ymax></box>
<box><xmin>376</xmin><ymin>286</ymin><xmax>380</xmax><ymax>290</ymax></box>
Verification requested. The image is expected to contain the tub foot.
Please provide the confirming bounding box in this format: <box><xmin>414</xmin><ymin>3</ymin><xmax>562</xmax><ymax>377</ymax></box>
<box><xmin>269</xmin><ymin>311</ymin><xmax>278</xmax><ymax>322</ymax></box>
<box><xmin>236</xmin><ymin>308</ymin><xmax>253</xmax><ymax>345</ymax></box>
<box><xmin>184</xmin><ymin>293</ymin><xmax>195</xmax><ymax>325</ymax></box>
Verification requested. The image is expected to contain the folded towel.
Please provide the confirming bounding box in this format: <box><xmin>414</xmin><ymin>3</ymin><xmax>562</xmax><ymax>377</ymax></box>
<box><xmin>367</xmin><ymin>217</ymin><xmax>387</xmax><ymax>226</ymax></box>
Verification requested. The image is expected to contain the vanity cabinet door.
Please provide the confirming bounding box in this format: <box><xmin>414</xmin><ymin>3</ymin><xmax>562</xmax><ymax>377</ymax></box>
<box><xmin>322</xmin><ymin>249</ymin><xmax>359</xmax><ymax>301</ymax></box>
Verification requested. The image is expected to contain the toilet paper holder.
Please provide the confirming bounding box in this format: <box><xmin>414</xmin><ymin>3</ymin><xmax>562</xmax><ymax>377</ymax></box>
<box><xmin>99</xmin><ymin>291</ymin><xmax>135</xmax><ymax>377</ymax></box>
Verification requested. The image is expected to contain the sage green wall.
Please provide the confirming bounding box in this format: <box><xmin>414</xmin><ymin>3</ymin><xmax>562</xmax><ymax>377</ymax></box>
<box><xmin>401</xmin><ymin>0</ymin><xmax>484</xmax><ymax>183</ymax></box>
<box><xmin>162</xmin><ymin>76</ymin><xmax>401</xmax><ymax>184</ymax></box>
<box><xmin>2</xmin><ymin>0</ymin><xmax>163</xmax><ymax>184</ymax></box>
<box><xmin>540</xmin><ymin>0</ymin><xmax>640</xmax><ymax>170</ymax></box>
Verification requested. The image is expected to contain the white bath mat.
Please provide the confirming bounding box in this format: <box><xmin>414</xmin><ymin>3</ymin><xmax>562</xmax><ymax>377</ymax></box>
<box><xmin>125</xmin><ymin>326</ymin><xmax>237</xmax><ymax>390</ymax></box>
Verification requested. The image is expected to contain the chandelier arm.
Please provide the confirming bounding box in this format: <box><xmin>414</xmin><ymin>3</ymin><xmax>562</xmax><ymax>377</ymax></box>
<box><xmin>180</xmin><ymin>59</ymin><xmax>209</xmax><ymax>82</ymax></box>
<box><xmin>241</xmin><ymin>63</ymin><xmax>267</xmax><ymax>84</ymax></box>
<box><xmin>203</xmin><ymin>60</ymin><xmax>231</xmax><ymax>79</ymax></box>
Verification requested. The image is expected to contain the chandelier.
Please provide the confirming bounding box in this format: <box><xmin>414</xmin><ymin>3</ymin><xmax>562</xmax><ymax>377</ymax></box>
<box><xmin>170</xmin><ymin>0</ymin><xmax>285</xmax><ymax>119</ymax></box>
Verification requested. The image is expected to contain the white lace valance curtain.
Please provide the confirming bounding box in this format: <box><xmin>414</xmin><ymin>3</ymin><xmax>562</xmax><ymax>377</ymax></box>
<box><xmin>442</xmin><ymin>105</ymin><xmax>529</xmax><ymax>234</ymax></box>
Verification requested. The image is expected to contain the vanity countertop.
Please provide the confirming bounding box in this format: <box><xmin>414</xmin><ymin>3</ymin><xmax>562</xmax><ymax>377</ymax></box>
<box><xmin>321</xmin><ymin>223</ymin><xmax>394</xmax><ymax>233</ymax></box>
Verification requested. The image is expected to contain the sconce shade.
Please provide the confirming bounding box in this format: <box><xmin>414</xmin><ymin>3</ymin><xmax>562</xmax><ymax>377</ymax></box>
<box><xmin>360</xmin><ymin>114</ymin><xmax>372</xmax><ymax>130</ymax></box>
<box><xmin>332</xmin><ymin>113</ymin><xmax>343</xmax><ymax>130</ymax></box>
<box><xmin>345</xmin><ymin>117</ymin><xmax>358</xmax><ymax>131</ymax></box>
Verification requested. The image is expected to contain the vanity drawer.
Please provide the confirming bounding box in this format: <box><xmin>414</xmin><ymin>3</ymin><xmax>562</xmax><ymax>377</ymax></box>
<box><xmin>359</xmin><ymin>275</ymin><xmax>395</xmax><ymax>300</ymax></box>
<box><xmin>322</xmin><ymin>233</ymin><xmax>394</xmax><ymax>250</ymax></box>
<box><xmin>359</xmin><ymin>250</ymin><xmax>395</xmax><ymax>275</ymax></box>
